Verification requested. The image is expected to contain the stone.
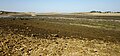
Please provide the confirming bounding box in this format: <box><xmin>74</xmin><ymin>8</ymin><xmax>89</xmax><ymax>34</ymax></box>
<box><xmin>0</xmin><ymin>47</ymin><xmax>3</xmax><ymax>52</ymax></box>
<box><xmin>51</xmin><ymin>34</ymin><xmax>59</xmax><ymax>37</ymax></box>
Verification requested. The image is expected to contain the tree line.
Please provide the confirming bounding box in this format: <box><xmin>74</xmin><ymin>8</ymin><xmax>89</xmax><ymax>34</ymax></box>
<box><xmin>90</xmin><ymin>11</ymin><xmax>120</xmax><ymax>13</ymax></box>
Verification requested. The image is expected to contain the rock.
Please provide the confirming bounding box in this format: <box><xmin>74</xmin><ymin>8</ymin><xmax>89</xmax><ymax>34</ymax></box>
<box><xmin>31</xmin><ymin>34</ymin><xmax>37</xmax><ymax>37</ymax></box>
<box><xmin>22</xmin><ymin>44</ymin><xmax>27</xmax><ymax>47</ymax></box>
<box><xmin>51</xmin><ymin>34</ymin><xmax>59</xmax><ymax>37</ymax></box>
<box><xmin>99</xmin><ymin>41</ymin><xmax>104</xmax><ymax>44</ymax></box>
<box><xmin>4</xmin><ymin>40</ymin><xmax>10</xmax><ymax>44</ymax></box>
<box><xmin>19</xmin><ymin>48</ymin><xmax>24</xmax><ymax>51</ymax></box>
<box><xmin>37</xmin><ymin>44</ymin><xmax>41</xmax><ymax>46</ymax></box>
<box><xmin>14</xmin><ymin>29</ymin><xmax>18</xmax><ymax>31</ymax></box>
<box><xmin>28</xmin><ymin>48</ymin><xmax>33</xmax><ymax>51</ymax></box>
<box><xmin>93</xmin><ymin>49</ymin><xmax>98</xmax><ymax>52</ymax></box>
<box><xmin>55</xmin><ymin>42</ymin><xmax>59</xmax><ymax>44</ymax></box>
<box><xmin>28</xmin><ymin>29</ymin><xmax>31</xmax><ymax>31</ymax></box>
<box><xmin>26</xmin><ymin>27</ymin><xmax>29</xmax><ymax>29</ymax></box>
<box><xmin>0</xmin><ymin>47</ymin><xmax>3</xmax><ymax>52</ymax></box>
<box><xmin>23</xmin><ymin>23</ymin><xmax>27</xmax><ymax>25</ymax></box>
<box><xmin>0</xmin><ymin>30</ymin><xmax>2</xmax><ymax>34</ymax></box>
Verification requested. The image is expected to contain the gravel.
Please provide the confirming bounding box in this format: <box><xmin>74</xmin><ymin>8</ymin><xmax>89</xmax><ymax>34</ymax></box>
<box><xmin>0</xmin><ymin>32</ymin><xmax>120</xmax><ymax>56</ymax></box>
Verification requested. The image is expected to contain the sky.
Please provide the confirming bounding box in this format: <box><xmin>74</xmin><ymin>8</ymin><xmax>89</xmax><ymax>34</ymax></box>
<box><xmin>0</xmin><ymin>0</ymin><xmax>120</xmax><ymax>13</ymax></box>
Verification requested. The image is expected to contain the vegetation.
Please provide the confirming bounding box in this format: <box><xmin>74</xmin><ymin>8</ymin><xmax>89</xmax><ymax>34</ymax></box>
<box><xmin>90</xmin><ymin>10</ymin><xmax>120</xmax><ymax>13</ymax></box>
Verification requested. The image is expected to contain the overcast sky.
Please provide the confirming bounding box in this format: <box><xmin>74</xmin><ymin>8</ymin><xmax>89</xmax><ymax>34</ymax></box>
<box><xmin>0</xmin><ymin>0</ymin><xmax>120</xmax><ymax>12</ymax></box>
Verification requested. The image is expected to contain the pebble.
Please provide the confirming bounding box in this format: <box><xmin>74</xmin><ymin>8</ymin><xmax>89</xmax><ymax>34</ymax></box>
<box><xmin>51</xmin><ymin>34</ymin><xmax>59</xmax><ymax>37</ymax></box>
<box><xmin>26</xmin><ymin>27</ymin><xmax>29</xmax><ymax>29</ymax></box>
<box><xmin>93</xmin><ymin>49</ymin><xmax>98</xmax><ymax>52</ymax></box>
<box><xmin>14</xmin><ymin>29</ymin><xmax>18</xmax><ymax>31</ymax></box>
<box><xmin>19</xmin><ymin>48</ymin><xmax>24</xmax><ymax>51</ymax></box>
<box><xmin>0</xmin><ymin>47</ymin><xmax>3</xmax><ymax>52</ymax></box>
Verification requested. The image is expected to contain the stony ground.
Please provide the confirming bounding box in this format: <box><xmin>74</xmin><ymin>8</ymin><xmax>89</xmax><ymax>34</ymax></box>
<box><xmin>0</xmin><ymin>15</ymin><xmax>120</xmax><ymax>56</ymax></box>
<box><xmin>0</xmin><ymin>29</ymin><xmax>120</xmax><ymax>56</ymax></box>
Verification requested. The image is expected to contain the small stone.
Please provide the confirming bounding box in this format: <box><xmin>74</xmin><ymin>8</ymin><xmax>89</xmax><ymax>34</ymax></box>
<box><xmin>94</xmin><ymin>51</ymin><xmax>97</xmax><ymax>52</ymax></box>
<box><xmin>0</xmin><ymin>47</ymin><xmax>3</xmax><ymax>52</ymax></box>
<box><xmin>37</xmin><ymin>44</ymin><xmax>41</xmax><ymax>46</ymax></box>
<box><xmin>29</xmin><ymin>29</ymin><xmax>32</xmax><ymax>31</ymax></box>
<box><xmin>22</xmin><ymin>44</ymin><xmax>27</xmax><ymax>47</ymax></box>
<box><xmin>4</xmin><ymin>40</ymin><xmax>10</xmax><ymax>43</ymax></box>
<box><xmin>19</xmin><ymin>48</ymin><xmax>24</xmax><ymax>51</ymax></box>
<box><xmin>23</xmin><ymin>23</ymin><xmax>27</xmax><ymax>25</ymax></box>
<box><xmin>0</xmin><ymin>31</ymin><xmax>3</xmax><ymax>34</ymax></box>
<box><xmin>26</xmin><ymin>27</ymin><xmax>29</xmax><ymax>29</ymax></box>
<box><xmin>28</xmin><ymin>48</ymin><xmax>33</xmax><ymax>51</ymax></box>
<box><xmin>51</xmin><ymin>34</ymin><xmax>59</xmax><ymax>37</ymax></box>
<box><xmin>55</xmin><ymin>42</ymin><xmax>59</xmax><ymax>44</ymax></box>
<box><xmin>31</xmin><ymin>34</ymin><xmax>37</xmax><ymax>37</ymax></box>
<box><xmin>99</xmin><ymin>41</ymin><xmax>104</xmax><ymax>44</ymax></box>
<box><xmin>14</xmin><ymin>29</ymin><xmax>18</xmax><ymax>31</ymax></box>
<box><xmin>94</xmin><ymin>49</ymin><xmax>98</xmax><ymax>52</ymax></box>
<box><xmin>8</xmin><ymin>53</ymin><xmax>11</xmax><ymax>55</ymax></box>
